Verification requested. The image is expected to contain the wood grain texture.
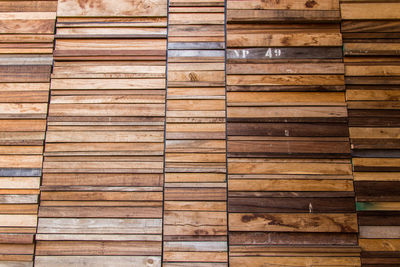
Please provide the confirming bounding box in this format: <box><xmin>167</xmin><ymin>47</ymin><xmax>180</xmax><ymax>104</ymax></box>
<box><xmin>230</xmin><ymin>256</ymin><xmax>360</xmax><ymax>266</ymax></box>
<box><xmin>4</xmin><ymin>1</ymin><xmax>396</xmax><ymax>265</ymax></box>
<box><xmin>57</xmin><ymin>0</ymin><xmax>167</xmax><ymax>17</ymax></box>
<box><xmin>0</xmin><ymin>1</ymin><xmax>56</xmax><ymax>264</ymax></box>
<box><xmin>35</xmin><ymin>0</ymin><xmax>168</xmax><ymax>263</ymax></box>
<box><xmin>227</xmin><ymin>1</ymin><xmax>358</xmax><ymax>264</ymax></box>
<box><xmin>36</xmin><ymin>241</ymin><xmax>161</xmax><ymax>256</ymax></box>
<box><xmin>229</xmin><ymin>213</ymin><xmax>357</xmax><ymax>232</ymax></box>
<box><xmin>228</xmin><ymin>0</ymin><xmax>339</xmax><ymax>10</ymax></box>
<box><xmin>36</xmin><ymin>256</ymin><xmax>161</xmax><ymax>267</ymax></box>
<box><xmin>163</xmin><ymin>0</ymin><xmax>228</xmax><ymax>264</ymax></box>
<box><xmin>228</xmin><ymin>33</ymin><xmax>342</xmax><ymax>47</ymax></box>
<box><xmin>341</xmin><ymin>3</ymin><xmax>400</xmax><ymax>20</ymax></box>
<box><xmin>342</xmin><ymin>1</ymin><xmax>400</xmax><ymax>265</ymax></box>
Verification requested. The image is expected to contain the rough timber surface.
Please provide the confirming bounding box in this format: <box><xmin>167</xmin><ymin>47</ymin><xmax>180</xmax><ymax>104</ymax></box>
<box><xmin>0</xmin><ymin>0</ymin><xmax>56</xmax><ymax>266</ymax></box>
<box><xmin>2</xmin><ymin>0</ymin><xmax>400</xmax><ymax>266</ymax></box>
<box><xmin>227</xmin><ymin>0</ymin><xmax>360</xmax><ymax>266</ymax></box>
<box><xmin>34</xmin><ymin>0</ymin><xmax>167</xmax><ymax>266</ymax></box>
<box><xmin>341</xmin><ymin>1</ymin><xmax>400</xmax><ymax>266</ymax></box>
<box><xmin>163</xmin><ymin>0</ymin><xmax>228</xmax><ymax>265</ymax></box>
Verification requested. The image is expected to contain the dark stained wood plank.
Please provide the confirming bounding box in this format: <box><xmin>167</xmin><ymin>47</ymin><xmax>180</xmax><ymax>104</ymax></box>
<box><xmin>229</xmin><ymin>213</ymin><xmax>358</xmax><ymax>232</ymax></box>
<box><xmin>229</xmin><ymin>197</ymin><xmax>356</xmax><ymax>213</ymax></box>
<box><xmin>230</xmin><ymin>232</ymin><xmax>358</xmax><ymax>246</ymax></box>
<box><xmin>227</xmin><ymin>123</ymin><xmax>349</xmax><ymax>137</ymax></box>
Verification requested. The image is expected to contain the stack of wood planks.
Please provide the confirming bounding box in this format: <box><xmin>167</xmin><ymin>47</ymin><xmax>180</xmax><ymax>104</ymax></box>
<box><xmin>1</xmin><ymin>0</ymin><xmax>400</xmax><ymax>266</ymax></box>
<box><xmin>341</xmin><ymin>1</ymin><xmax>400</xmax><ymax>266</ymax></box>
<box><xmin>164</xmin><ymin>0</ymin><xmax>228</xmax><ymax>265</ymax></box>
<box><xmin>34</xmin><ymin>0</ymin><xmax>167</xmax><ymax>266</ymax></box>
<box><xmin>0</xmin><ymin>1</ymin><xmax>57</xmax><ymax>266</ymax></box>
<box><xmin>226</xmin><ymin>0</ymin><xmax>360</xmax><ymax>265</ymax></box>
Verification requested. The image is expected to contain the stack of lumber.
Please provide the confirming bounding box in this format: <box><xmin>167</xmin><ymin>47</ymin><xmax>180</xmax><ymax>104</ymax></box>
<box><xmin>1</xmin><ymin>0</ymin><xmax>400</xmax><ymax>265</ymax></box>
<box><xmin>341</xmin><ymin>1</ymin><xmax>400</xmax><ymax>266</ymax></box>
<box><xmin>226</xmin><ymin>0</ymin><xmax>360</xmax><ymax>265</ymax></box>
<box><xmin>0</xmin><ymin>1</ymin><xmax>57</xmax><ymax>266</ymax></box>
<box><xmin>164</xmin><ymin>0</ymin><xmax>228</xmax><ymax>265</ymax></box>
<box><xmin>34</xmin><ymin>0</ymin><xmax>167</xmax><ymax>266</ymax></box>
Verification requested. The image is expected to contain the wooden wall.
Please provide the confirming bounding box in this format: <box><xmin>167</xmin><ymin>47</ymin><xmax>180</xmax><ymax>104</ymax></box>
<box><xmin>226</xmin><ymin>0</ymin><xmax>360</xmax><ymax>266</ymax></box>
<box><xmin>164</xmin><ymin>0</ymin><xmax>227</xmax><ymax>265</ymax></box>
<box><xmin>341</xmin><ymin>1</ymin><xmax>400</xmax><ymax>266</ymax></box>
<box><xmin>0</xmin><ymin>0</ymin><xmax>399</xmax><ymax>266</ymax></box>
<box><xmin>34</xmin><ymin>0</ymin><xmax>167</xmax><ymax>266</ymax></box>
<box><xmin>0</xmin><ymin>1</ymin><xmax>57</xmax><ymax>266</ymax></box>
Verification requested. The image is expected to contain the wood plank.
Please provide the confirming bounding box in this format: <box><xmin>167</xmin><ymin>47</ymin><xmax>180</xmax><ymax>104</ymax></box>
<box><xmin>230</xmin><ymin>256</ymin><xmax>360</xmax><ymax>266</ymax></box>
<box><xmin>40</xmin><ymin>192</ymin><xmax>162</xmax><ymax>201</ymax></box>
<box><xmin>227</xmin><ymin>75</ymin><xmax>344</xmax><ymax>86</ymax></box>
<box><xmin>35</xmin><ymin>256</ymin><xmax>161</xmax><ymax>267</ymax></box>
<box><xmin>341</xmin><ymin>3</ymin><xmax>400</xmax><ymax>20</ymax></box>
<box><xmin>229</xmin><ymin>179</ymin><xmax>353</xmax><ymax>191</ymax></box>
<box><xmin>169</xmin><ymin>13</ymin><xmax>224</xmax><ymax>25</ymax></box>
<box><xmin>51</xmin><ymin>79</ymin><xmax>165</xmax><ymax>90</ymax></box>
<box><xmin>227</xmin><ymin>10</ymin><xmax>341</xmax><ymax>22</ymax></box>
<box><xmin>165</xmin><ymin>201</ymin><xmax>226</xmax><ymax>211</ymax></box>
<box><xmin>360</xmin><ymin>226</ymin><xmax>400</xmax><ymax>238</ymax></box>
<box><xmin>0</xmin><ymin>234</ymin><xmax>33</xmax><ymax>244</ymax></box>
<box><xmin>0</xmin><ymin>1</ymin><xmax>57</xmax><ymax>12</ymax></box>
<box><xmin>228</xmin><ymin>106</ymin><xmax>347</xmax><ymax>119</ymax></box>
<box><xmin>57</xmin><ymin>0</ymin><xmax>167</xmax><ymax>17</ymax></box>
<box><xmin>228</xmin><ymin>123</ymin><xmax>349</xmax><ymax>137</ymax></box>
<box><xmin>0</xmin><ymin>156</ymin><xmax>42</xmax><ymax>168</ymax></box>
<box><xmin>346</xmin><ymin>65</ymin><xmax>400</xmax><ymax>77</ymax></box>
<box><xmin>45</xmin><ymin>131</ymin><xmax>163</xmax><ymax>143</ymax></box>
<box><xmin>36</xmin><ymin>234</ymin><xmax>162</xmax><ymax>241</ymax></box>
<box><xmin>229</xmin><ymin>197</ymin><xmax>355</xmax><ymax>213</ymax></box>
<box><xmin>229</xmin><ymin>213</ymin><xmax>358</xmax><ymax>232</ymax></box>
<box><xmin>0</xmin><ymin>120</ymin><xmax>46</xmax><ymax>132</ymax></box>
<box><xmin>227</xmin><ymin>92</ymin><xmax>345</xmax><ymax>105</ymax></box>
<box><xmin>165</xmin><ymin>173</ymin><xmax>225</xmax><ymax>183</ymax></box>
<box><xmin>0</xmin><ymin>215</ymin><xmax>37</xmax><ymax>227</ymax></box>
<box><xmin>49</xmin><ymin>104</ymin><xmax>165</xmax><ymax>117</ymax></box>
<box><xmin>228</xmin><ymin>0</ymin><xmax>339</xmax><ymax>10</ymax></box>
<box><xmin>0</xmin><ymin>204</ymin><xmax>37</xmax><ymax>214</ymax></box>
<box><xmin>0</xmin><ymin>178</ymin><xmax>40</xmax><ymax>189</ymax></box>
<box><xmin>0</xmin><ymin>244</ymin><xmax>34</xmax><ymax>255</ymax></box>
<box><xmin>359</xmin><ymin>239</ymin><xmax>400</xmax><ymax>251</ymax></box>
<box><xmin>228</xmin><ymin>63</ymin><xmax>344</xmax><ymax>74</ymax></box>
<box><xmin>228</xmin><ymin>162</ymin><xmax>352</xmax><ymax>175</ymax></box>
<box><xmin>0</xmin><ymin>19</ymin><xmax>55</xmax><ymax>34</ymax></box>
<box><xmin>227</xmin><ymin>47</ymin><xmax>342</xmax><ymax>59</ymax></box>
<box><xmin>165</xmin><ymin>188</ymin><xmax>226</xmax><ymax>201</ymax></box>
<box><xmin>38</xmin><ymin>207</ymin><xmax>162</xmax><ymax>218</ymax></box>
<box><xmin>230</xmin><ymin>232</ymin><xmax>358</xmax><ymax>246</ymax></box>
<box><xmin>347</xmin><ymin>90</ymin><xmax>400</xmax><ymax>101</ymax></box>
<box><xmin>227</xmin><ymin>33</ymin><xmax>342</xmax><ymax>47</ymax></box>
<box><xmin>42</xmin><ymin>173</ymin><xmax>162</xmax><ymax>187</ymax></box>
<box><xmin>164</xmin><ymin>251</ymin><xmax>227</xmax><ymax>262</ymax></box>
<box><xmin>37</xmin><ymin>218</ymin><xmax>162</xmax><ymax>234</ymax></box>
<box><xmin>36</xmin><ymin>241</ymin><xmax>161</xmax><ymax>256</ymax></box>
